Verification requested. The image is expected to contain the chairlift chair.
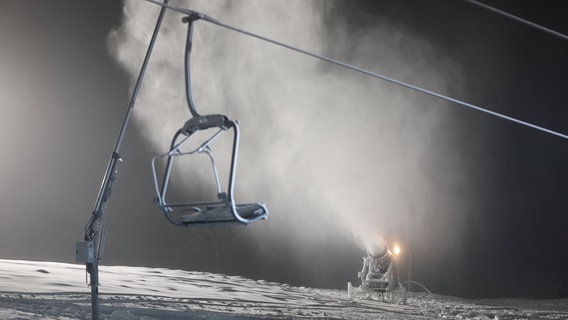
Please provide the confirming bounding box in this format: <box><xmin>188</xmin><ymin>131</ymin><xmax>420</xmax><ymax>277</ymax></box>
<box><xmin>151</xmin><ymin>14</ymin><xmax>268</xmax><ymax>226</ymax></box>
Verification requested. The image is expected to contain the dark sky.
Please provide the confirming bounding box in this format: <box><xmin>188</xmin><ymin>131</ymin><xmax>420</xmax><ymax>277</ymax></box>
<box><xmin>0</xmin><ymin>0</ymin><xmax>567</xmax><ymax>299</ymax></box>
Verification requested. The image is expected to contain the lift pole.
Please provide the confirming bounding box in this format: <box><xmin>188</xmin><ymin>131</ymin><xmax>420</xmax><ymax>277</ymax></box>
<box><xmin>75</xmin><ymin>1</ymin><xmax>168</xmax><ymax>319</ymax></box>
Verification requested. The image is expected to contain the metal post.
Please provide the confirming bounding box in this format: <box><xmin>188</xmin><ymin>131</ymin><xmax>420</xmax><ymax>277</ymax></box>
<box><xmin>89</xmin><ymin>261</ymin><xmax>99</xmax><ymax>318</ymax></box>
<box><xmin>80</xmin><ymin>1</ymin><xmax>169</xmax><ymax>319</ymax></box>
<box><xmin>408</xmin><ymin>249</ymin><xmax>412</xmax><ymax>292</ymax></box>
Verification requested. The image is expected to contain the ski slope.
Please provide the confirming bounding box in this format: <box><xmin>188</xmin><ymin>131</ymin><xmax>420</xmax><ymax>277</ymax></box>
<box><xmin>0</xmin><ymin>260</ymin><xmax>566</xmax><ymax>319</ymax></box>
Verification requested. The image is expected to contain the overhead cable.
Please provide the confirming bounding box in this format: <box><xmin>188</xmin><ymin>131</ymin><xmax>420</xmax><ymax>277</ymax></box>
<box><xmin>463</xmin><ymin>0</ymin><xmax>568</xmax><ymax>41</ymax></box>
<box><xmin>143</xmin><ymin>0</ymin><xmax>568</xmax><ymax>141</ymax></box>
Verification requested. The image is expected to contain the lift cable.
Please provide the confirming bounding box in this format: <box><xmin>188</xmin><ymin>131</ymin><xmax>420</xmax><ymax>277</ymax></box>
<box><xmin>143</xmin><ymin>0</ymin><xmax>568</xmax><ymax>141</ymax></box>
<box><xmin>463</xmin><ymin>0</ymin><xmax>568</xmax><ymax>41</ymax></box>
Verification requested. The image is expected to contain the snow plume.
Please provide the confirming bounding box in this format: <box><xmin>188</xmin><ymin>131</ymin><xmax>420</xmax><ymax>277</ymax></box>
<box><xmin>109</xmin><ymin>0</ymin><xmax>468</xmax><ymax>286</ymax></box>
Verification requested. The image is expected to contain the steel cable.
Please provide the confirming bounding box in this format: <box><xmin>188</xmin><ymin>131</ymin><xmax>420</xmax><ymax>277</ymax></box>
<box><xmin>143</xmin><ymin>0</ymin><xmax>568</xmax><ymax>141</ymax></box>
<box><xmin>463</xmin><ymin>0</ymin><xmax>568</xmax><ymax>41</ymax></box>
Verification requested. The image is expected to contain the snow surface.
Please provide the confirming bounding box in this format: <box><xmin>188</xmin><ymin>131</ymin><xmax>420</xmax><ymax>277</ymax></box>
<box><xmin>0</xmin><ymin>259</ymin><xmax>567</xmax><ymax>319</ymax></box>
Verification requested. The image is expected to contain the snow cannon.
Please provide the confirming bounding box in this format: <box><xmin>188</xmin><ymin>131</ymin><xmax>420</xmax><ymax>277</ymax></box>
<box><xmin>348</xmin><ymin>241</ymin><xmax>406</xmax><ymax>304</ymax></box>
<box><xmin>367</xmin><ymin>242</ymin><xmax>387</xmax><ymax>258</ymax></box>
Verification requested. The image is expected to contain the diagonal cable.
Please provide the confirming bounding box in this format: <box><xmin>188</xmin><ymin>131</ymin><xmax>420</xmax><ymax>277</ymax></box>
<box><xmin>143</xmin><ymin>0</ymin><xmax>568</xmax><ymax>141</ymax></box>
<box><xmin>463</xmin><ymin>0</ymin><xmax>568</xmax><ymax>41</ymax></box>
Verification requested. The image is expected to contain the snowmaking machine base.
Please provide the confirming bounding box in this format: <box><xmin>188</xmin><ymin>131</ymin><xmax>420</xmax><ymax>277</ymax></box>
<box><xmin>348</xmin><ymin>242</ymin><xmax>406</xmax><ymax>304</ymax></box>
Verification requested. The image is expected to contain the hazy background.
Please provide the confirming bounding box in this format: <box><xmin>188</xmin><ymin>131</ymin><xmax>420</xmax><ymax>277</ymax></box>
<box><xmin>0</xmin><ymin>0</ymin><xmax>566</xmax><ymax>299</ymax></box>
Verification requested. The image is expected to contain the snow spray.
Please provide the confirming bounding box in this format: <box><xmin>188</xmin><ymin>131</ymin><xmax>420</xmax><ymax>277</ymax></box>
<box><xmin>108</xmin><ymin>0</ymin><xmax>471</xmax><ymax>285</ymax></box>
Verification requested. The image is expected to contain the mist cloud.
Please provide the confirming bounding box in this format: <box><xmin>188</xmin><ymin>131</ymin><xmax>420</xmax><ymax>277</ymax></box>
<box><xmin>108</xmin><ymin>0</ymin><xmax>469</xmax><ymax>286</ymax></box>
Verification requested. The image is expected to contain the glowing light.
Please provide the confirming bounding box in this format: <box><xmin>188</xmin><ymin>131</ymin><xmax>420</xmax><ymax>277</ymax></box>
<box><xmin>393</xmin><ymin>242</ymin><xmax>401</xmax><ymax>256</ymax></box>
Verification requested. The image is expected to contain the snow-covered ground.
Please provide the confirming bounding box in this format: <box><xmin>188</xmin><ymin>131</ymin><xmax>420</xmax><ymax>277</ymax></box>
<box><xmin>0</xmin><ymin>260</ymin><xmax>566</xmax><ymax>319</ymax></box>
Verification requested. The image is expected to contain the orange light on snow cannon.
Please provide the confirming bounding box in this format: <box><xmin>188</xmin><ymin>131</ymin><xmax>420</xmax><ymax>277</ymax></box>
<box><xmin>393</xmin><ymin>242</ymin><xmax>401</xmax><ymax>257</ymax></box>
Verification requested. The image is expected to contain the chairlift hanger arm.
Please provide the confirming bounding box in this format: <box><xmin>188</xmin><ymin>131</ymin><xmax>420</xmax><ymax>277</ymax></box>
<box><xmin>183</xmin><ymin>14</ymin><xmax>200</xmax><ymax>118</ymax></box>
<box><xmin>181</xmin><ymin>13</ymin><xmax>234</xmax><ymax>131</ymax></box>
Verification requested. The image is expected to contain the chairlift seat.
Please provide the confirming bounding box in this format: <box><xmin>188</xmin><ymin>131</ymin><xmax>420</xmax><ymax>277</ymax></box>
<box><xmin>152</xmin><ymin>115</ymin><xmax>268</xmax><ymax>226</ymax></box>
<box><xmin>166</xmin><ymin>202</ymin><xmax>268</xmax><ymax>225</ymax></box>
